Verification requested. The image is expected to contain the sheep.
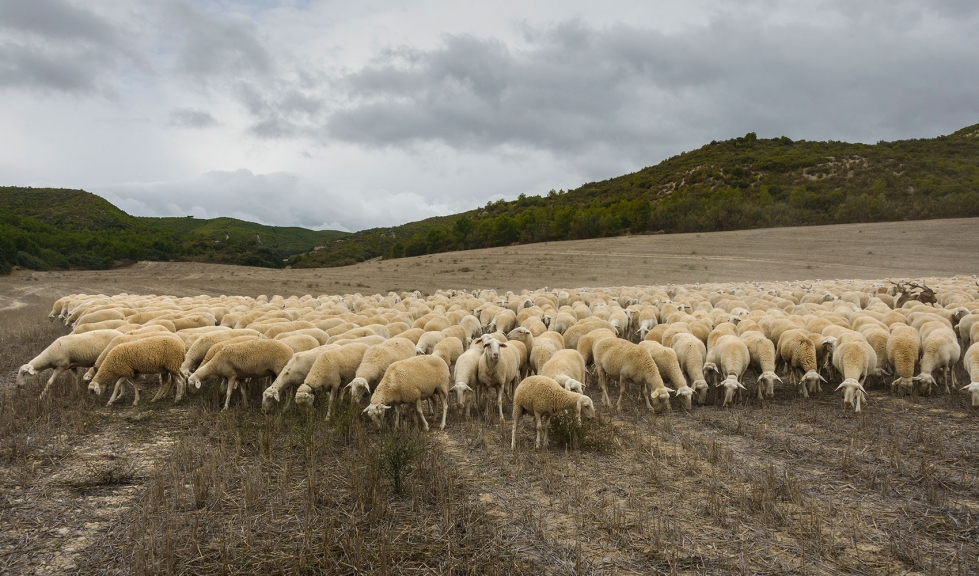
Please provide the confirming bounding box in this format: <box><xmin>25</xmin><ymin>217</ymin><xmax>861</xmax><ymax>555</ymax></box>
<box><xmin>777</xmin><ymin>329</ymin><xmax>828</xmax><ymax>398</ymax></box>
<box><xmin>71</xmin><ymin>319</ymin><xmax>133</xmax><ymax>334</ymax></box>
<box><xmin>262</xmin><ymin>345</ymin><xmax>337</xmax><ymax>412</ymax></box>
<box><xmin>739</xmin><ymin>330</ymin><xmax>782</xmax><ymax>400</ymax></box>
<box><xmin>638</xmin><ymin>340</ymin><xmax>693</xmax><ymax>409</ymax></box>
<box><xmin>18</xmin><ymin>329</ymin><xmax>123</xmax><ymax>399</ymax></box>
<box><xmin>346</xmin><ymin>338</ymin><xmax>417</xmax><ymax>401</ymax></box>
<box><xmin>915</xmin><ymin>322</ymin><xmax>961</xmax><ymax>394</ymax></box>
<box><xmin>189</xmin><ymin>339</ymin><xmax>295</xmax><ymax>410</ymax></box>
<box><xmin>415</xmin><ymin>330</ymin><xmax>446</xmax><ymax>355</ymax></box>
<box><xmin>670</xmin><ymin>332</ymin><xmax>710</xmax><ymax>405</ymax></box>
<box><xmin>961</xmin><ymin>342</ymin><xmax>979</xmax><ymax>407</ymax></box>
<box><xmin>593</xmin><ymin>338</ymin><xmax>670</xmax><ymax>412</ymax></box>
<box><xmin>179</xmin><ymin>329</ymin><xmax>262</xmax><ymax>377</ymax></box>
<box><xmin>294</xmin><ymin>343</ymin><xmax>371</xmax><ymax>418</ymax></box>
<box><xmin>578</xmin><ymin>328</ymin><xmax>617</xmax><ymax>376</ymax></box>
<box><xmin>886</xmin><ymin>324</ymin><xmax>920</xmax><ymax>394</ymax></box>
<box><xmin>363</xmin><ymin>355</ymin><xmax>451</xmax><ymax>431</ymax></box>
<box><xmin>510</xmin><ymin>375</ymin><xmax>596</xmax><ymax>450</ymax></box>
<box><xmin>476</xmin><ymin>335</ymin><xmax>523</xmax><ymax>422</ymax></box>
<box><xmin>449</xmin><ymin>347</ymin><xmax>482</xmax><ymax>416</ymax></box>
<box><xmin>432</xmin><ymin>336</ymin><xmax>464</xmax><ymax>373</ymax></box>
<box><xmin>704</xmin><ymin>335</ymin><xmax>750</xmax><ymax>407</ymax></box>
<box><xmin>538</xmin><ymin>349</ymin><xmax>588</xmax><ymax>394</ymax></box>
<box><xmin>277</xmin><ymin>334</ymin><xmax>322</xmax><ymax>353</ymax></box>
<box><xmin>831</xmin><ymin>339</ymin><xmax>877</xmax><ymax>413</ymax></box>
<box><xmin>88</xmin><ymin>335</ymin><xmax>187</xmax><ymax>406</ymax></box>
<box><xmin>82</xmin><ymin>327</ymin><xmax>182</xmax><ymax>383</ymax></box>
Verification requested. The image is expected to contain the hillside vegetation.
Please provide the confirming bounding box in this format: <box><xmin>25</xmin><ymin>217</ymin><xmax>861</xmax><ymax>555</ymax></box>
<box><xmin>289</xmin><ymin>122</ymin><xmax>979</xmax><ymax>268</ymax></box>
<box><xmin>0</xmin><ymin>188</ymin><xmax>348</xmax><ymax>274</ymax></box>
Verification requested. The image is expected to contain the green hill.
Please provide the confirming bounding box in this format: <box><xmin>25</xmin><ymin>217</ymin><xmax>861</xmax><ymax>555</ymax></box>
<box><xmin>0</xmin><ymin>187</ymin><xmax>349</xmax><ymax>274</ymax></box>
<box><xmin>289</xmin><ymin>122</ymin><xmax>979</xmax><ymax>268</ymax></box>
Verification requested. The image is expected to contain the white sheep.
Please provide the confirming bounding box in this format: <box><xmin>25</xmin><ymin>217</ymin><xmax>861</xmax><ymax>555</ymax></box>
<box><xmin>189</xmin><ymin>339</ymin><xmax>295</xmax><ymax>410</ymax></box>
<box><xmin>415</xmin><ymin>330</ymin><xmax>446</xmax><ymax>355</ymax></box>
<box><xmin>961</xmin><ymin>342</ymin><xmax>979</xmax><ymax>407</ymax></box>
<box><xmin>18</xmin><ymin>329</ymin><xmax>123</xmax><ymax>399</ymax></box>
<box><xmin>88</xmin><ymin>335</ymin><xmax>187</xmax><ymax>406</ymax></box>
<box><xmin>294</xmin><ymin>342</ymin><xmax>371</xmax><ymax>418</ymax></box>
<box><xmin>262</xmin><ymin>344</ymin><xmax>337</xmax><ymax>412</ymax></box>
<box><xmin>346</xmin><ymin>337</ymin><xmax>417</xmax><ymax>401</ymax></box>
<box><xmin>510</xmin><ymin>375</ymin><xmax>596</xmax><ymax>450</ymax></box>
<box><xmin>593</xmin><ymin>338</ymin><xmax>670</xmax><ymax>412</ymax></box>
<box><xmin>704</xmin><ymin>334</ymin><xmax>750</xmax><ymax>407</ymax></box>
<box><xmin>638</xmin><ymin>340</ymin><xmax>693</xmax><ymax>409</ymax></box>
<box><xmin>448</xmin><ymin>347</ymin><xmax>482</xmax><ymax>417</ymax></box>
<box><xmin>363</xmin><ymin>355</ymin><xmax>451</xmax><ymax>431</ymax></box>
<box><xmin>179</xmin><ymin>328</ymin><xmax>262</xmax><ymax>377</ymax></box>
<box><xmin>886</xmin><ymin>324</ymin><xmax>920</xmax><ymax>394</ymax></box>
<box><xmin>777</xmin><ymin>329</ymin><xmax>828</xmax><ymax>398</ymax></box>
<box><xmin>538</xmin><ymin>349</ymin><xmax>588</xmax><ymax>394</ymax></box>
<box><xmin>915</xmin><ymin>322</ymin><xmax>961</xmax><ymax>394</ymax></box>
<box><xmin>670</xmin><ymin>332</ymin><xmax>710</xmax><ymax>405</ymax></box>
<box><xmin>739</xmin><ymin>330</ymin><xmax>782</xmax><ymax>400</ymax></box>
<box><xmin>476</xmin><ymin>335</ymin><xmax>522</xmax><ymax>422</ymax></box>
<box><xmin>831</xmin><ymin>338</ymin><xmax>877</xmax><ymax>413</ymax></box>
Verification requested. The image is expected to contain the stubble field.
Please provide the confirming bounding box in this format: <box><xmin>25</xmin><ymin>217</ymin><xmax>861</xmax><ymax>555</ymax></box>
<box><xmin>1</xmin><ymin>217</ymin><xmax>978</xmax><ymax>575</ymax></box>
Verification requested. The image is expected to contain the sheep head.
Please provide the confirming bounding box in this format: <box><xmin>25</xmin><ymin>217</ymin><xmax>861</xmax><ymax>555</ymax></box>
<box><xmin>961</xmin><ymin>382</ymin><xmax>979</xmax><ymax>407</ymax></box>
<box><xmin>345</xmin><ymin>377</ymin><xmax>371</xmax><ymax>401</ymax></box>
<box><xmin>83</xmin><ymin>367</ymin><xmax>96</xmax><ymax>382</ymax></box>
<box><xmin>673</xmin><ymin>385</ymin><xmax>694</xmax><ymax>410</ymax></box>
<box><xmin>88</xmin><ymin>380</ymin><xmax>103</xmax><ymax>396</ymax></box>
<box><xmin>479</xmin><ymin>337</ymin><xmax>507</xmax><ymax>363</ymax></box>
<box><xmin>575</xmin><ymin>395</ymin><xmax>596</xmax><ymax>422</ymax></box>
<box><xmin>835</xmin><ymin>378</ymin><xmax>867</xmax><ymax>412</ymax></box>
<box><xmin>294</xmin><ymin>384</ymin><xmax>315</xmax><ymax>407</ymax></box>
<box><xmin>506</xmin><ymin>327</ymin><xmax>531</xmax><ymax>341</ymax></box>
<box><xmin>757</xmin><ymin>371</ymin><xmax>782</xmax><ymax>399</ymax></box>
<box><xmin>187</xmin><ymin>373</ymin><xmax>204</xmax><ymax>390</ymax></box>
<box><xmin>891</xmin><ymin>376</ymin><xmax>915</xmax><ymax>395</ymax></box>
<box><xmin>261</xmin><ymin>386</ymin><xmax>280</xmax><ymax>412</ymax></box>
<box><xmin>562</xmin><ymin>378</ymin><xmax>585</xmax><ymax>394</ymax></box>
<box><xmin>690</xmin><ymin>379</ymin><xmax>710</xmax><ymax>404</ymax></box>
<box><xmin>449</xmin><ymin>382</ymin><xmax>474</xmax><ymax>408</ymax></box>
<box><xmin>912</xmin><ymin>373</ymin><xmax>936</xmax><ymax>395</ymax></box>
<box><xmin>650</xmin><ymin>386</ymin><xmax>674</xmax><ymax>413</ymax></box>
<box><xmin>363</xmin><ymin>403</ymin><xmax>391</xmax><ymax>427</ymax></box>
<box><xmin>717</xmin><ymin>376</ymin><xmax>746</xmax><ymax>407</ymax></box>
<box><xmin>801</xmin><ymin>369</ymin><xmax>827</xmax><ymax>394</ymax></box>
<box><xmin>15</xmin><ymin>364</ymin><xmax>34</xmax><ymax>387</ymax></box>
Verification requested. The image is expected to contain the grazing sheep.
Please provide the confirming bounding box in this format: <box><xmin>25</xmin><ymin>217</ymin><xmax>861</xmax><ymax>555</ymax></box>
<box><xmin>961</xmin><ymin>343</ymin><xmax>979</xmax><ymax>407</ymax></box>
<box><xmin>777</xmin><ymin>329</ymin><xmax>827</xmax><ymax>398</ymax></box>
<box><xmin>510</xmin><ymin>375</ymin><xmax>596</xmax><ymax>450</ymax></box>
<box><xmin>262</xmin><ymin>345</ymin><xmax>337</xmax><ymax>411</ymax></box>
<box><xmin>88</xmin><ymin>335</ymin><xmax>187</xmax><ymax>406</ymax></box>
<box><xmin>915</xmin><ymin>322</ymin><xmax>961</xmax><ymax>394</ymax></box>
<box><xmin>277</xmin><ymin>333</ymin><xmax>322</xmax><ymax>353</ymax></box>
<box><xmin>538</xmin><ymin>349</ymin><xmax>588</xmax><ymax>394</ymax></box>
<box><xmin>578</xmin><ymin>328</ymin><xmax>617</xmax><ymax>376</ymax></box>
<box><xmin>189</xmin><ymin>339</ymin><xmax>295</xmax><ymax>410</ymax></box>
<box><xmin>363</xmin><ymin>355</ymin><xmax>451</xmax><ymax>431</ymax></box>
<box><xmin>704</xmin><ymin>335</ymin><xmax>750</xmax><ymax>407</ymax></box>
<box><xmin>294</xmin><ymin>342</ymin><xmax>371</xmax><ymax>418</ymax></box>
<box><xmin>886</xmin><ymin>324</ymin><xmax>921</xmax><ymax>394</ymax></box>
<box><xmin>180</xmin><ymin>329</ymin><xmax>262</xmax><ymax>377</ymax></box>
<box><xmin>82</xmin><ymin>327</ymin><xmax>181</xmax><ymax>383</ymax></box>
<box><xmin>831</xmin><ymin>339</ymin><xmax>877</xmax><ymax>413</ymax></box>
<box><xmin>476</xmin><ymin>335</ymin><xmax>523</xmax><ymax>422</ymax></box>
<box><xmin>347</xmin><ymin>338</ymin><xmax>417</xmax><ymax>401</ymax></box>
<box><xmin>593</xmin><ymin>339</ymin><xmax>669</xmax><ymax>412</ymax></box>
<box><xmin>415</xmin><ymin>330</ymin><xmax>446</xmax><ymax>355</ymax></box>
<box><xmin>638</xmin><ymin>340</ymin><xmax>692</xmax><ymax>409</ymax></box>
<box><xmin>739</xmin><ymin>330</ymin><xmax>781</xmax><ymax>400</ymax></box>
<box><xmin>18</xmin><ymin>329</ymin><xmax>123</xmax><ymax>399</ymax></box>
<box><xmin>671</xmin><ymin>332</ymin><xmax>710</xmax><ymax>405</ymax></box>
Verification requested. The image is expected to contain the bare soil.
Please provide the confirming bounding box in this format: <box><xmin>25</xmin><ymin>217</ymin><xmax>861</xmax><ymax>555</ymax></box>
<box><xmin>1</xmin><ymin>217</ymin><xmax>978</xmax><ymax>575</ymax></box>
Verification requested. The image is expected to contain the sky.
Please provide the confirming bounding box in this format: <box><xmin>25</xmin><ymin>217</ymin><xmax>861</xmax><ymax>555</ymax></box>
<box><xmin>1</xmin><ymin>0</ymin><xmax>977</xmax><ymax>232</ymax></box>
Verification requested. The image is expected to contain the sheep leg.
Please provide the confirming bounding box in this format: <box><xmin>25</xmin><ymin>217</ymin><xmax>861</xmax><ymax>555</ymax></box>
<box><xmin>497</xmin><ymin>386</ymin><xmax>506</xmax><ymax>423</ymax></box>
<box><xmin>541</xmin><ymin>414</ymin><xmax>550</xmax><ymax>450</ymax></box>
<box><xmin>239</xmin><ymin>379</ymin><xmax>250</xmax><ymax>408</ymax></box>
<box><xmin>151</xmin><ymin>373</ymin><xmax>171</xmax><ymax>403</ymax></box>
<box><xmin>511</xmin><ymin>407</ymin><xmax>522</xmax><ymax>450</ymax></box>
<box><xmin>439</xmin><ymin>392</ymin><xmax>448</xmax><ymax>431</ymax></box>
<box><xmin>39</xmin><ymin>366</ymin><xmax>68</xmax><ymax>399</ymax></box>
<box><xmin>223</xmin><ymin>375</ymin><xmax>238</xmax><ymax>410</ymax></box>
<box><xmin>325</xmin><ymin>388</ymin><xmax>336</xmax><ymax>420</ymax></box>
<box><xmin>617</xmin><ymin>377</ymin><xmax>628</xmax><ymax>412</ymax></box>
<box><xmin>596</xmin><ymin>366</ymin><xmax>611</xmax><ymax>407</ymax></box>
<box><xmin>130</xmin><ymin>376</ymin><xmax>142</xmax><ymax>406</ymax></box>
<box><xmin>173</xmin><ymin>372</ymin><xmax>187</xmax><ymax>404</ymax></box>
<box><xmin>534</xmin><ymin>413</ymin><xmax>543</xmax><ymax>450</ymax></box>
<box><xmin>415</xmin><ymin>399</ymin><xmax>430</xmax><ymax>431</ymax></box>
<box><xmin>107</xmin><ymin>377</ymin><xmax>129</xmax><ymax>406</ymax></box>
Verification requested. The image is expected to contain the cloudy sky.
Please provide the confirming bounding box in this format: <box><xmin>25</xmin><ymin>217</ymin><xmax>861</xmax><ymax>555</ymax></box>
<box><xmin>1</xmin><ymin>0</ymin><xmax>977</xmax><ymax>232</ymax></box>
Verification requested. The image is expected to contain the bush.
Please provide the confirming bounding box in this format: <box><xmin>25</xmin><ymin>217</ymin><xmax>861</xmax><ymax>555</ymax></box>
<box><xmin>547</xmin><ymin>411</ymin><xmax>616</xmax><ymax>452</ymax></box>
<box><xmin>370</xmin><ymin>427</ymin><xmax>429</xmax><ymax>494</ymax></box>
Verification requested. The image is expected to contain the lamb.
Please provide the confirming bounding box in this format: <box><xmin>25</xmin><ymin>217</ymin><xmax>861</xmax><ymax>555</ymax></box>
<box><xmin>346</xmin><ymin>337</ymin><xmax>418</xmax><ymax>401</ymax></box>
<box><xmin>510</xmin><ymin>375</ymin><xmax>596</xmax><ymax>450</ymax></box>
<box><xmin>886</xmin><ymin>324</ymin><xmax>920</xmax><ymax>394</ymax></box>
<box><xmin>17</xmin><ymin>329</ymin><xmax>123</xmax><ymax>399</ymax></box>
<box><xmin>961</xmin><ymin>342</ymin><xmax>979</xmax><ymax>407</ymax></box>
<box><xmin>538</xmin><ymin>349</ymin><xmax>588</xmax><ymax>393</ymax></box>
<box><xmin>363</xmin><ymin>355</ymin><xmax>451</xmax><ymax>431</ymax></box>
<box><xmin>449</xmin><ymin>347</ymin><xmax>483</xmax><ymax>416</ymax></box>
<box><xmin>88</xmin><ymin>335</ymin><xmax>187</xmax><ymax>406</ymax></box>
<box><xmin>739</xmin><ymin>330</ymin><xmax>782</xmax><ymax>400</ymax></box>
<box><xmin>294</xmin><ymin>342</ymin><xmax>371</xmax><ymax>418</ymax></box>
<box><xmin>915</xmin><ymin>322</ymin><xmax>961</xmax><ymax>394</ymax></box>
<box><xmin>188</xmin><ymin>339</ymin><xmax>295</xmax><ymax>410</ymax></box>
<box><xmin>704</xmin><ymin>334</ymin><xmax>750</xmax><ymax>407</ymax></box>
<box><xmin>831</xmin><ymin>339</ymin><xmax>877</xmax><ymax>413</ymax></box>
<box><xmin>670</xmin><ymin>332</ymin><xmax>710</xmax><ymax>405</ymax></box>
<box><xmin>593</xmin><ymin>338</ymin><xmax>670</xmax><ymax>412</ymax></box>
<box><xmin>638</xmin><ymin>340</ymin><xmax>693</xmax><ymax>409</ymax></box>
<box><xmin>476</xmin><ymin>335</ymin><xmax>523</xmax><ymax>422</ymax></box>
<box><xmin>777</xmin><ymin>329</ymin><xmax>828</xmax><ymax>398</ymax></box>
<box><xmin>262</xmin><ymin>345</ymin><xmax>337</xmax><ymax>412</ymax></box>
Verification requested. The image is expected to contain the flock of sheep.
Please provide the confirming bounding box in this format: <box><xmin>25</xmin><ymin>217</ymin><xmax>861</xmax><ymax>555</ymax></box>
<box><xmin>15</xmin><ymin>276</ymin><xmax>979</xmax><ymax>450</ymax></box>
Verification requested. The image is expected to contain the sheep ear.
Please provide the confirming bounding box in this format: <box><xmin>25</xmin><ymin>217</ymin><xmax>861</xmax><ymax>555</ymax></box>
<box><xmin>818</xmin><ymin>374</ymin><xmax>828</xmax><ymax>382</ymax></box>
<box><xmin>499</xmin><ymin>342</ymin><xmax>508</xmax><ymax>347</ymax></box>
<box><xmin>738</xmin><ymin>382</ymin><xmax>747</xmax><ymax>391</ymax></box>
<box><xmin>774</xmin><ymin>374</ymin><xmax>783</xmax><ymax>383</ymax></box>
<box><xmin>25</xmin><ymin>365</ymin><xmax>35</xmax><ymax>375</ymax></box>
<box><xmin>381</xmin><ymin>404</ymin><xmax>391</xmax><ymax>411</ymax></box>
<box><xmin>911</xmin><ymin>376</ymin><xmax>921</xmax><ymax>381</ymax></box>
<box><xmin>663</xmin><ymin>386</ymin><xmax>675</xmax><ymax>393</ymax></box>
<box><xmin>835</xmin><ymin>382</ymin><xmax>847</xmax><ymax>391</ymax></box>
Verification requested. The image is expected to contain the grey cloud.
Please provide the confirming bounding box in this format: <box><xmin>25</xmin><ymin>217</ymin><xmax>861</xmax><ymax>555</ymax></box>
<box><xmin>164</xmin><ymin>1</ymin><xmax>271</xmax><ymax>81</ymax></box>
<box><xmin>167</xmin><ymin>107</ymin><xmax>218</xmax><ymax>128</ymax></box>
<box><xmin>97</xmin><ymin>169</ymin><xmax>451</xmax><ymax>232</ymax></box>
<box><xmin>0</xmin><ymin>0</ymin><xmax>133</xmax><ymax>93</ymax></box>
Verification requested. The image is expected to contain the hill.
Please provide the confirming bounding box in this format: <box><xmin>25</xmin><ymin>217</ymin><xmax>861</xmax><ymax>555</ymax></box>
<box><xmin>288</xmin><ymin>122</ymin><xmax>979</xmax><ymax>268</ymax></box>
<box><xmin>0</xmin><ymin>187</ymin><xmax>348</xmax><ymax>274</ymax></box>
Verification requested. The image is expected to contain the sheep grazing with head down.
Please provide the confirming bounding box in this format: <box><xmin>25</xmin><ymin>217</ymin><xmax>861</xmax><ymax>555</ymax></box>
<box><xmin>739</xmin><ymin>330</ymin><xmax>781</xmax><ymax>400</ymax></box>
<box><xmin>593</xmin><ymin>338</ymin><xmax>670</xmax><ymax>412</ymax></box>
<box><xmin>777</xmin><ymin>329</ymin><xmax>827</xmax><ymax>398</ymax></box>
<box><xmin>18</xmin><ymin>329</ymin><xmax>123</xmax><ymax>399</ymax></box>
<box><xmin>831</xmin><ymin>338</ymin><xmax>877</xmax><ymax>413</ymax></box>
<box><xmin>363</xmin><ymin>355</ymin><xmax>451</xmax><ymax>431</ymax></box>
<box><xmin>88</xmin><ymin>334</ymin><xmax>187</xmax><ymax>406</ymax></box>
<box><xmin>915</xmin><ymin>321</ymin><xmax>961</xmax><ymax>394</ymax></box>
<box><xmin>638</xmin><ymin>340</ymin><xmax>693</xmax><ymax>409</ymax></box>
<box><xmin>961</xmin><ymin>342</ymin><xmax>979</xmax><ymax>407</ymax></box>
<box><xmin>511</xmin><ymin>375</ymin><xmax>596</xmax><ymax>450</ymax></box>
<box><xmin>346</xmin><ymin>337</ymin><xmax>417</xmax><ymax>402</ymax></box>
<box><xmin>704</xmin><ymin>334</ymin><xmax>750</xmax><ymax>407</ymax></box>
<box><xmin>262</xmin><ymin>344</ymin><xmax>337</xmax><ymax>412</ymax></box>
<box><xmin>538</xmin><ymin>349</ymin><xmax>587</xmax><ymax>394</ymax></box>
<box><xmin>886</xmin><ymin>323</ymin><xmax>921</xmax><ymax>395</ymax></box>
<box><xmin>294</xmin><ymin>342</ymin><xmax>370</xmax><ymax>418</ymax></box>
<box><xmin>189</xmin><ymin>339</ymin><xmax>295</xmax><ymax>410</ymax></box>
<box><xmin>671</xmin><ymin>332</ymin><xmax>710</xmax><ymax>405</ymax></box>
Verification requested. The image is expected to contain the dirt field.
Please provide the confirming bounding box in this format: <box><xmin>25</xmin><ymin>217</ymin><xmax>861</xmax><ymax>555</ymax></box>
<box><xmin>1</xmin><ymin>217</ymin><xmax>978</xmax><ymax>575</ymax></box>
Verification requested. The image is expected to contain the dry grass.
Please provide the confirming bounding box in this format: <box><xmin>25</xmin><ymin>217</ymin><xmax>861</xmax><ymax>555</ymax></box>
<box><xmin>2</xmin><ymin>218</ymin><xmax>979</xmax><ymax>574</ymax></box>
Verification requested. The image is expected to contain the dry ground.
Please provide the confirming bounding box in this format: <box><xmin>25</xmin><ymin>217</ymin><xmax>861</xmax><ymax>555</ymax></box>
<box><xmin>1</xmin><ymin>217</ymin><xmax>978</xmax><ymax>575</ymax></box>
